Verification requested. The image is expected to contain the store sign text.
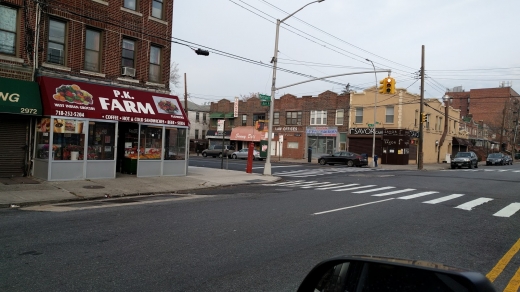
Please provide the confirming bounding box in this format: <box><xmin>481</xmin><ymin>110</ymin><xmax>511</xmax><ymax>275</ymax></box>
<box><xmin>0</xmin><ymin>92</ymin><xmax>19</xmax><ymax>102</ymax></box>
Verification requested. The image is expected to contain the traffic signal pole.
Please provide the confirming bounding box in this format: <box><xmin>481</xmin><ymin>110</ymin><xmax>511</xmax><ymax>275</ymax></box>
<box><xmin>418</xmin><ymin>45</ymin><xmax>425</xmax><ymax>170</ymax></box>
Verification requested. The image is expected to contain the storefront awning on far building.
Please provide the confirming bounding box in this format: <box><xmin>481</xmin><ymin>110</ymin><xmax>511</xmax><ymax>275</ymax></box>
<box><xmin>209</xmin><ymin>113</ymin><xmax>224</xmax><ymax>118</ymax></box>
<box><xmin>224</xmin><ymin>113</ymin><xmax>235</xmax><ymax>118</ymax></box>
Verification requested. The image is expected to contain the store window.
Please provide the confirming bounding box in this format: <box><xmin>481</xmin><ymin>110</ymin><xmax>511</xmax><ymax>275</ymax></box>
<box><xmin>149</xmin><ymin>45</ymin><xmax>161</xmax><ymax>83</ymax></box>
<box><xmin>385</xmin><ymin>106</ymin><xmax>394</xmax><ymax>123</ymax></box>
<box><xmin>139</xmin><ymin>126</ymin><xmax>162</xmax><ymax>160</ymax></box>
<box><xmin>0</xmin><ymin>5</ymin><xmax>17</xmax><ymax>55</ymax></box>
<box><xmin>165</xmin><ymin>128</ymin><xmax>186</xmax><ymax>160</ymax></box>
<box><xmin>87</xmin><ymin>121</ymin><xmax>115</xmax><ymax>160</ymax></box>
<box><xmin>84</xmin><ymin>29</ymin><xmax>101</xmax><ymax>72</ymax></box>
<box><xmin>310</xmin><ymin>110</ymin><xmax>327</xmax><ymax>125</ymax></box>
<box><xmin>36</xmin><ymin>118</ymin><xmax>86</xmax><ymax>160</ymax></box>
<box><xmin>287</xmin><ymin>142</ymin><xmax>299</xmax><ymax>149</ymax></box>
<box><xmin>241</xmin><ymin>114</ymin><xmax>247</xmax><ymax>126</ymax></box>
<box><xmin>355</xmin><ymin>108</ymin><xmax>363</xmax><ymax>124</ymax></box>
<box><xmin>286</xmin><ymin>111</ymin><xmax>301</xmax><ymax>125</ymax></box>
<box><xmin>273</xmin><ymin>112</ymin><xmax>280</xmax><ymax>125</ymax></box>
<box><xmin>152</xmin><ymin>0</ymin><xmax>163</xmax><ymax>19</ymax></box>
<box><xmin>124</xmin><ymin>0</ymin><xmax>137</xmax><ymax>10</ymax></box>
<box><xmin>336</xmin><ymin>109</ymin><xmax>344</xmax><ymax>125</ymax></box>
<box><xmin>47</xmin><ymin>19</ymin><xmax>66</xmax><ymax>65</ymax></box>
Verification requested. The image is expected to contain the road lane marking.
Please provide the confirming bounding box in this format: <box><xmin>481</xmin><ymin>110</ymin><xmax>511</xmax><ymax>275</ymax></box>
<box><xmin>487</xmin><ymin>238</ymin><xmax>520</xmax><ymax>282</ymax></box>
<box><xmin>313</xmin><ymin>198</ymin><xmax>395</xmax><ymax>215</ymax></box>
<box><xmin>455</xmin><ymin>198</ymin><xmax>493</xmax><ymax>210</ymax></box>
<box><xmin>316</xmin><ymin>184</ymin><xmax>359</xmax><ymax>190</ymax></box>
<box><xmin>494</xmin><ymin>203</ymin><xmax>520</xmax><ymax>217</ymax></box>
<box><xmin>398</xmin><ymin>191</ymin><xmax>439</xmax><ymax>200</ymax></box>
<box><xmin>352</xmin><ymin>186</ymin><xmax>395</xmax><ymax>194</ymax></box>
<box><xmin>371</xmin><ymin>188</ymin><xmax>416</xmax><ymax>197</ymax></box>
<box><xmin>333</xmin><ymin>185</ymin><xmax>376</xmax><ymax>192</ymax></box>
<box><xmin>423</xmin><ymin>194</ymin><xmax>464</xmax><ymax>204</ymax></box>
<box><xmin>312</xmin><ymin>183</ymin><xmax>342</xmax><ymax>189</ymax></box>
<box><xmin>262</xmin><ymin>180</ymin><xmax>305</xmax><ymax>186</ymax></box>
<box><xmin>504</xmin><ymin>267</ymin><xmax>520</xmax><ymax>292</ymax></box>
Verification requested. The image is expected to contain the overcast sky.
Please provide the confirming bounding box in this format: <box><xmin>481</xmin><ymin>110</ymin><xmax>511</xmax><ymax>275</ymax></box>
<box><xmin>171</xmin><ymin>0</ymin><xmax>520</xmax><ymax>105</ymax></box>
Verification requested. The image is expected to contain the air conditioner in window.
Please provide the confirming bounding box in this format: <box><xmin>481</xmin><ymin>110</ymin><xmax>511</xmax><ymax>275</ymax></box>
<box><xmin>122</xmin><ymin>67</ymin><xmax>136</xmax><ymax>77</ymax></box>
<box><xmin>49</xmin><ymin>48</ymin><xmax>62</xmax><ymax>63</ymax></box>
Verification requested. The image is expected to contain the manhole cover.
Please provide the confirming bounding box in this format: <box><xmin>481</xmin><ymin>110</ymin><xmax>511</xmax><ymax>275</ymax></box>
<box><xmin>83</xmin><ymin>185</ymin><xmax>105</xmax><ymax>189</ymax></box>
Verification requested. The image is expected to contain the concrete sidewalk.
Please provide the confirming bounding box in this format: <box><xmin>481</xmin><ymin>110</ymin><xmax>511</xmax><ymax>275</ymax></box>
<box><xmin>0</xmin><ymin>167</ymin><xmax>279</xmax><ymax>208</ymax></box>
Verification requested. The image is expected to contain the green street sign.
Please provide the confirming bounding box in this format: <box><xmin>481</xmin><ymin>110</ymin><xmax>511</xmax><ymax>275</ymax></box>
<box><xmin>368</xmin><ymin>123</ymin><xmax>374</xmax><ymax>127</ymax></box>
<box><xmin>259</xmin><ymin>94</ymin><xmax>271</xmax><ymax>101</ymax></box>
<box><xmin>261</xmin><ymin>101</ymin><xmax>270</xmax><ymax>106</ymax></box>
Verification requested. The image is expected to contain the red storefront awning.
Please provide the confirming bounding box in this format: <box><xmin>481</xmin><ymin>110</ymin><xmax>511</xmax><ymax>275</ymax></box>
<box><xmin>37</xmin><ymin>76</ymin><xmax>189</xmax><ymax>126</ymax></box>
<box><xmin>230</xmin><ymin>126</ymin><xmax>263</xmax><ymax>141</ymax></box>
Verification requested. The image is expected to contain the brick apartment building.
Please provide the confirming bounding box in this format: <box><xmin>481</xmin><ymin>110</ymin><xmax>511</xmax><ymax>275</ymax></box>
<box><xmin>0</xmin><ymin>0</ymin><xmax>190</xmax><ymax>180</ymax></box>
<box><xmin>447</xmin><ymin>87</ymin><xmax>520</xmax><ymax>152</ymax></box>
<box><xmin>208</xmin><ymin>91</ymin><xmax>350</xmax><ymax>159</ymax></box>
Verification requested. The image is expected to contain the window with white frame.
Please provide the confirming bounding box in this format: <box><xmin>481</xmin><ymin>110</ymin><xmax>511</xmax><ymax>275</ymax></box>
<box><xmin>426</xmin><ymin>114</ymin><xmax>430</xmax><ymax>129</ymax></box>
<box><xmin>196</xmin><ymin>112</ymin><xmax>200</xmax><ymax>122</ymax></box>
<box><xmin>335</xmin><ymin>109</ymin><xmax>344</xmax><ymax>125</ymax></box>
<box><xmin>385</xmin><ymin>106</ymin><xmax>394</xmax><ymax>123</ymax></box>
<box><xmin>195</xmin><ymin>129</ymin><xmax>199</xmax><ymax>139</ymax></box>
<box><xmin>310</xmin><ymin>110</ymin><xmax>327</xmax><ymax>125</ymax></box>
<box><xmin>355</xmin><ymin>108</ymin><xmax>363</xmax><ymax>124</ymax></box>
<box><xmin>287</xmin><ymin>142</ymin><xmax>299</xmax><ymax>149</ymax></box>
<box><xmin>241</xmin><ymin>114</ymin><xmax>247</xmax><ymax>126</ymax></box>
<box><xmin>0</xmin><ymin>5</ymin><xmax>17</xmax><ymax>55</ymax></box>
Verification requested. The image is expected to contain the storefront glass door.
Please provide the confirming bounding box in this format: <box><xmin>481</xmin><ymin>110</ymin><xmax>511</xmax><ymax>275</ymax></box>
<box><xmin>308</xmin><ymin>136</ymin><xmax>336</xmax><ymax>157</ymax></box>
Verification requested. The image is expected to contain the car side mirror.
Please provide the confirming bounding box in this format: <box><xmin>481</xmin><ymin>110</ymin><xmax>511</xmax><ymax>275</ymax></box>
<box><xmin>298</xmin><ymin>255</ymin><xmax>496</xmax><ymax>292</ymax></box>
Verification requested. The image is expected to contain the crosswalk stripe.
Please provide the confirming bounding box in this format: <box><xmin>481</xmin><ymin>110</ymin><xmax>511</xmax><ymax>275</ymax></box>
<box><xmin>262</xmin><ymin>180</ymin><xmax>305</xmax><ymax>186</ymax></box>
<box><xmin>279</xmin><ymin>181</ymin><xmax>319</xmax><ymax>187</ymax></box>
<box><xmin>316</xmin><ymin>183</ymin><xmax>359</xmax><ymax>190</ymax></box>
<box><xmin>371</xmin><ymin>188</ymin><xmax>416</xmax><ymax>197</ymax></box>
<box><xmin>300</xmin><ymin>182</ymin><xmax>333</xmax><ymax>188</ymax></box>
<box><xmin>493</xmin><ymin>203</ymin><xmax>520</xmax><ymax>217</ymax></box>
<box><xmin>513</xmin><ymin>170</ymin><xmax>520</xmax><ymax>173</ymax></box>
<box><xmin>498</xmin><ymin>170</ymin><xmax>509</xmax><ymax>172</ymax></box>
<box><xmin>398</xmin><ymin>191</ymin><xmax>439</xmax><ymax>200</ymax></box>
<box><xmin>455</xmin><ymin>198</ymin><xmax>493</xmax><ymax>210</ymax></box>
<box><xmin>313</xmin><ymin>183</ymin><xmax>342</xmax><ymax>189</ymax></box>
<box><xmin>352</xmin><ymin>186</ymin><xmax>395</xmax><ymax>194</ymax></box>
<box><xmin>333</xmin><ymin>185</ymin><xmax>376</xmax><ymax>192</ymax></box>
<box><xmin>423</xmin><ymin>194</ymin><xmax>464</xmax><ymax>204</ymax></box>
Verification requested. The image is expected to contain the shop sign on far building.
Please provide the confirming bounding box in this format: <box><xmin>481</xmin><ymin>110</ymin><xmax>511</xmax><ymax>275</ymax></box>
<box><xmin>234</xmin><ymin>97</ymin><xmax>238</xmax><ymax>117</ymax></box>
<box><xmin>217</xmin><ymin>119</ymin><xmax>225</xmax><ymax>135</ymax></box>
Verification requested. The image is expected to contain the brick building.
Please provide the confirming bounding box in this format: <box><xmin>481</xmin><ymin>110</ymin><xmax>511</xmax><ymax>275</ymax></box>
<box><xmin>1</xmin><ymin>0</ymin><xmax>190</xmax><ymax>180</ymax></box>
<box><xmin>447</xmin><ymin>87</ymin><xmax>520</xmax><ymax>152</ymax></box>
<box><xmin>208</xmin><ymin>91</ymin><xmax>350</xmax><ymax>159</ymax></box>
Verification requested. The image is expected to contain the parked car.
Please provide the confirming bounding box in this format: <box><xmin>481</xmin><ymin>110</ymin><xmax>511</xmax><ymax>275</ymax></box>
<box><xmin>318</xmin><ymin>151</ymin><xmax>368</xmax><ymax>167</ymax></box>
<box><xmin>201</xmin><ymin>145</ymin><xmax>235</xmax><ymax>158</ymax></box>
<box><xmin>451</xmin><ymin>151</ymin><xmax>478</xmax><ymax>169</ymax></box>
<box><xmin>486</xmin><ymin>152</ymin><xmax>506</xmax><ymax>166</ymax></box>
<box><xmin>503</xmin><ymin>155</ymin><xmax>513</xmax><ymax>165</ymax></box>
<box><xmin>231</xmin><ymin>148</ymin><xmax>262</xmax><ymax>160</ymax></box>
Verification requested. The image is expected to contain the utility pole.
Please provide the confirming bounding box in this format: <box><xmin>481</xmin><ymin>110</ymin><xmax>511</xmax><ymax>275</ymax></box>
<box><xmin>418</xmin><ymin>45</ymin><xmax>425</xmax><ymax>170</ymax></box>
<box><xmin>437</xmin><ymin>94</ymin><xmax>449</xmax><ymax>163</ymax></box>
<box><xmin>184</xmin><ymin>73</ymin><xmax>189</xmax><ymax>174</ymax></box>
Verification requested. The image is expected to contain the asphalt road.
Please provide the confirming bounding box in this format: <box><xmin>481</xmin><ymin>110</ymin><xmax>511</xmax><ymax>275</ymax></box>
<box><xmin>1</xmin><ymin>163</ymin><xmax>519</xmax><ymax>291</ymax></box>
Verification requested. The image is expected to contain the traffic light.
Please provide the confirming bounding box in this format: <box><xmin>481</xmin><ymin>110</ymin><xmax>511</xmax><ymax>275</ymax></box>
<box><xmin>378</xmin><ymin>79</ymin><xmax>385</xmax><ymax>94</ymax></box>
<box><xmin>195</xmin><ymin>48</ymin><xmax>209</xmax><ymax>56</ymax></box>
<box><xmin>420</xmin><ymin>113</ymin><xmax>427</xmax><ymax>123</ymax></box>
<box><xmin>389</xmin><ymin>77</ymin><xmax>396</xmax><ymax>94</ymax></box>
<box><xmin>383</xmin><ymin>77</ymin><xmax>396</xmax><ymax>94</ymax></box>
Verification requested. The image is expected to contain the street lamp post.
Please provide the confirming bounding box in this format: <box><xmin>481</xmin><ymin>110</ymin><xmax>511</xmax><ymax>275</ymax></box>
<box><xmin>264</xmin><ymin>0</ymin><xmax>325</xmax><ymax>176</ymax></box>
<box><xmin>366</xmin><ymin>59</ymin><xmax>378</xmax><ymax>168</ymax></box>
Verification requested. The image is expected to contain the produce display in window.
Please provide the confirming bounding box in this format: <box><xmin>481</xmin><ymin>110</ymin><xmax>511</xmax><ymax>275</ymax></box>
<box><xmin>139</xmin><ymin>126</ymin><xmax>162</xmax><ymax>160</ymax></box>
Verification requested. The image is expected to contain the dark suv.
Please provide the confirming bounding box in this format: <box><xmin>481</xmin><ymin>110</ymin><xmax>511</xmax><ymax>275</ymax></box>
<box><xmin>201</xmin><ymin>145</ymin><xmax>235</xmax><ymax>158</ymax></box>
<box><xmin>451</xmin><ymin>151</ymin><xmax>478</xmax><ymax>169</ymax></box>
